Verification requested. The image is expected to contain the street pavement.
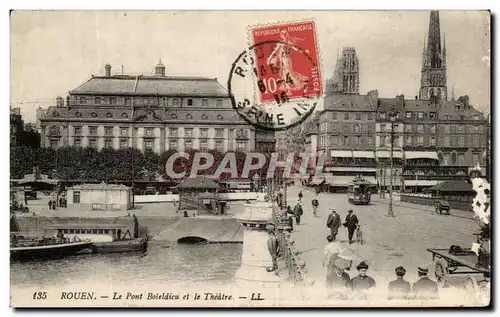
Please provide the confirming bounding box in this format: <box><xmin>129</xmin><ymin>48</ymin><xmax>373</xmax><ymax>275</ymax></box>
<box><xmin>285</xmin><ymin>185</ymin><xmax>480</xmax><ymax>293</ymax></box>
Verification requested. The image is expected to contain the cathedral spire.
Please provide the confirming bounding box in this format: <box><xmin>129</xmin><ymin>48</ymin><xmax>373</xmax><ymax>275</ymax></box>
<box><xmin>419</xmin><ymin>10</ymin><xmax>447</xmax><ymax>101</ymax></box>
<box><xmin>427</xmin><ymin>10</ymin><xmax>442</xmax><ymax>68</ymax></box>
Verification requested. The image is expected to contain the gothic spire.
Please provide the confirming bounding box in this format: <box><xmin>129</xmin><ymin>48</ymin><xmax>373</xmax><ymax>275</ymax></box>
<box><xmin>427</xmin><ymin>10</ymin><xmax>442</xmax><ymax>68</ymax></box>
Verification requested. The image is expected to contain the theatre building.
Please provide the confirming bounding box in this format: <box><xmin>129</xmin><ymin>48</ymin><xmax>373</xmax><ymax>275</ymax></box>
<box><xmin>40</xmin><ymin>62</ymin><xmax>274</xmax><ymax>154</ymax></box>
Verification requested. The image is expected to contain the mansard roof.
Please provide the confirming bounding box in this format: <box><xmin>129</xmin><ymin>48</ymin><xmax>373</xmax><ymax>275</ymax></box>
<box><xmin>70</xmin><ymin>75</ymin><xmax>229</xmax><ymax>97</ymax></box>
<box><xmin>40</xmin><ymin>105</ymin><xmax>248</xmax><ymax>124</ymax></box>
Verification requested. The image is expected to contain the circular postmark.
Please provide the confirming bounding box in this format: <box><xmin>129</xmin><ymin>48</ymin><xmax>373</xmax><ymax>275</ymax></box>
<box><xmin>228</xmin><ymin>40</ymin><xmax>321</xmax><ymax>131</ymax></box>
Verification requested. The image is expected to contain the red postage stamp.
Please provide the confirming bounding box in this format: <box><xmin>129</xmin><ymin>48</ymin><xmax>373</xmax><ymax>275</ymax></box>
<box><xmin>250</xmin><ymin>20</ymin><xmax>323</xmax><ymax>104</ymax></box>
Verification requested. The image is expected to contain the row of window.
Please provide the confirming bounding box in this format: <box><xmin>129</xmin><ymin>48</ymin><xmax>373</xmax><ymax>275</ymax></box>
<box><xmin>442</xmin><ymin>135</ymin><xmax>482</xmax><ymax>148</ymax></box>
<box><xmin>59</xmin><ymin>138</ymin><xmax>247</xmax><ymax>152</ymax></box>
<box><xmin>318</xmin><ymin>135</ymin><xmax>375</xmax><ymax>148</ymax></box>
<box><xmin>76</xmin><ymin>96</ymin><xmax>225</xmax><ymax>108</ymax></box>
<box><xmin>323</xmin><ymin>111</ymin><xmax>483</xmax><ymax>121</ymax></box>
<box><xmin>318</xmin><ymin>123</ymin><xmax>484</xmax><ymax>135</ymax></box>
<box><xmin>319</xmin><ymin>123</ymin><xmax>376</xmax><ymax>134</ymax></box>
<box><xmin>57</xmin><ymin>228</ymin><xmax>112</xmax><ymax>235</ymax></box>
<box><xmin>73</xmin><ymin>126</ymin><xmax>227</xmax><ymax>138</ymax></box>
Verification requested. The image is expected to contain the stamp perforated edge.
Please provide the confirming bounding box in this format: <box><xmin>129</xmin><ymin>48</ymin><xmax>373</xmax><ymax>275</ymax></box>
<box><xmin>246</xmin><ymin>17</ymin><xmax>326</xmax><ymax>99</ymax></box>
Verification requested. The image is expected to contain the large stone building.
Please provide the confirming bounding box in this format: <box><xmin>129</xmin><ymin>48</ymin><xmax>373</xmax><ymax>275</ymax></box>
<box><xmin>40</xmin><ymin>61</ymin><xmax>275</xmax><ymax>154</ymax></box>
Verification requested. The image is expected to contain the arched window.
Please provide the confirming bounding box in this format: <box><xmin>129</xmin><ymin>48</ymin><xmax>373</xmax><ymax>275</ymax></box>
<box><xmin>53</xmin><ymin>111</ymin><xmax>59</xmax><ymax>117</ymax></box>
<box><xmin>438</xmin><ymin>153</ymin><xmax>443</xmax><ymax>164</ymax></box>
<box><xmin>201</xmin><ymin>114</ymin><xmax>208</xmax><ymax>120</ymax></box>
<box><xmin>75</xmin><ymin>111</ymin><xmax>82</xmax><ymax>117</ymax></box>
<box><xmin>217</xmin><ymin>114</ymin><xmax>223</xmax><ymax>120</ymax></box>
<box><xmin>106</xmin><ymin>112</ymin><xmax>113</xmax><ymax>118</ymax></box>
<box><xmin>186</xmin><ymin>114</ymin><xmax>193</xmax><ymax>120</ymax></box>
<box><xmin>121</xmin><ymin>112</ymin><xmax>128</xmax><ymax>118</ymax></box>
<box><xmin>171</xmin><ymin>113</ymin><xmax>177</xmax><ymax>119</ymax></box>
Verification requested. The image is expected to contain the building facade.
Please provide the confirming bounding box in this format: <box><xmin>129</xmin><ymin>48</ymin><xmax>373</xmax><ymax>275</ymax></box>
<box><xmin>40</xmin><ymin>62</ymin><xmax>274</xmax><ymax>154</ymax></box>
<box><xmin>66</xmin><ymin>183</ymin><xmax>132</xmax><ymax>212</ymax></box>
<box><xmin>316</xmin><ymin>92</ymin><xmax>378</xmax><ymax>190</ymax></box>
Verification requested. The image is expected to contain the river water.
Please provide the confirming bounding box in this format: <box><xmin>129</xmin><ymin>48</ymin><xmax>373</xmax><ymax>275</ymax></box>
<box><xmin>11</xmin><ymin>241</ymin><xmax>242</xmax><ymax>290</ymax></box>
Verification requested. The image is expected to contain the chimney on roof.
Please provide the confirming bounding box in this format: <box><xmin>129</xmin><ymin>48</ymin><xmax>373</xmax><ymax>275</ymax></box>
<box><xmin>105</xmin><ymin>64</ymin><xmax>111</xmax><ymax>77</ymax></box>
<box><xmin>155</xmin><ymin>59</ymin><xmax>166</xmax><ymax>77</ymax></box>
<box><xmin>458</xmin><ymin>95</ymin><xmax>469</xmax><ymax>109</ymax></box>
<box><xmin>56</xmin><ymin>96</ymin><xmax>64</xmax><ymax>108</ymax></box>
<box><xmin>396</xmin><ymin>94</ymin><xmax>405</xmax><ymax>107</ymax></box>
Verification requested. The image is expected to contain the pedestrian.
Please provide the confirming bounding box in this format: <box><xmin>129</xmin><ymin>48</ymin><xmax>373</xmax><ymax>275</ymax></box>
<box><xmin>266</xmin><ymin>222</ymin><xmax>279</xmax><ymax>273</ymax></box>
<box><xmin>326</xmin><ymin>208</ymin><xmax>341</xmax><ymax>241</ymax></box>
<box><xmin>387</xmin><ymin>266</ymin><xmax>411</xmax><ymax>300</ymax></box>
<box><xmin>48</xmin><ymin>200</ymin><xmax>52</xmax><ymax>210</ymax></box>
<box><xmin>293</xmin><ymin>199</ymin><xmax>303</xmax><ymax>225</ymax></box>
<box><xmin>412</xmin><ymin>266</ymin><xmax>439</xmax><ymax>299</ymax></box>
<box><xmin>350</xmin><ymin>261</ymin><xmax>376</xmax><ymax>293</ymax></box>
<box><xmin>323</xmin><ymin>235</ymin><xmax>343</xmax><ymax>268</ymax></box>
<box><xmin>311</xmin><ymin>193</ymin><xmax>319</xmax><ymax>217</ymax></box>
<box><xmin>52</xmin><ymin>199</ymin><xmax>56</xmax><ymax>210</ymax></box>
<box><xmin>343</xmin><ymin>209</ymin><xmax>359</xmax><ymax>244</ymax></box>
<box><xmin>24</xmin><ymin>195</ymin><xmax>28</xmax><ymax>206</ymax></box>
<box><xmin>325</xmin><ymin>256</ymin><xmax>352</xmax><ymax>300</ymax></box>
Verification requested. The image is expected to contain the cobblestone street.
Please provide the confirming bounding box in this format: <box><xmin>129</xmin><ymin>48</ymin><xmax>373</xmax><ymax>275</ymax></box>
<box><xmin>284</xmin><ymin>186</ymin><xmax>480</xmax><ymax>291</ymax></box>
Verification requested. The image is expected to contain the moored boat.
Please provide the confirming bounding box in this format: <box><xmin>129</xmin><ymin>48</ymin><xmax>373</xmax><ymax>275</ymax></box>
<box><xmin>10</xmin><ymin>236</ymin><xmax>93</xmax><ymax>261</ymax></box>
<box><xmin>43</xmin><ymin>223</ymin><xmax>148</xmax><ymax>254</ymax></box>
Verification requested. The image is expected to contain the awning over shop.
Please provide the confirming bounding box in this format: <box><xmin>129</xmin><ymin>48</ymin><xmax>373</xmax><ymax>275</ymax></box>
<box><xmin>363</xmin><ymin>176</ymin><xmax>377</xmax><ymax>185</ymax></box>
<box><xmin>404</xmin><ymin>151</ymin><xmax>439</xmax><ymax>160</ymax></box>
<box><xmin>376</xmin><ymin>151</ymin><xmax>403</xmax><ymax>159</ymax></box>
<box><xmin>352</xmin><ymin>151</ymin><xmax>375</xmax><ymax>159</ymax></box>
<box><xmin>404</xmin><ymin>180</ymin><xmax>439</xmax><ymax>186</ymax></box>
<box><xmin>325</xmin><ymin>167</ymin><xmax>377</xmax><ymax>172</ymax></box>
<box><xmin>326</xmin><ymin>176</ymin><xmax>354</xmax><ymax>187</ymax></box>
<box><xmin>330</xmin><ymin>150</ymin><xmax>352</xmax><ymax>158</ymax></box>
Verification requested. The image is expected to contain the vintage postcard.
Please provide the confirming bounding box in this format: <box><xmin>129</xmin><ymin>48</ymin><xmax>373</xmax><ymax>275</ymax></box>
<box><xmin>10</xmin><ymin>10</ymin><xmax>490</xmax><ymax>308</ymax></box>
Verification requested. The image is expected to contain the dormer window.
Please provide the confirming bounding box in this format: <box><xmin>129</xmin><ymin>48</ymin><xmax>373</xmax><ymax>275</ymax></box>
<box><xmin>121</xmin><ymin>112</ymin><xmax>128</xmax><ymax>118</ymax></box>
<box><xmin>201</xmin><ymin>114</ymin><xmax>208</xmax><ymax>120</ymax></box>
<box><xmin>217</xmin><ymin>114</ymin><xmax>223</xmax><ymax>120</ymax></box>
<box><xmin>186</xmin><ymin>114</ymin><xmax>193</xmax><ymax>120</ymax></box>
<box><xmin>91</xmin><ymin>112</ymin><xmax>98</xmax><ymax>117</ymax></box>
<box><xmin>75</xmin><ymin>111</ymin><xmax>82</xmax><ymax>117</ymax></box>
<box><xmin>171</xmin><ymin>113</ymin><xmax>177</xmax><ymax>119</ymax></box>
<box><xmin>106</xmin><ymin>112</ymin><xmax>113</xmax><ymax>118</ymax></box>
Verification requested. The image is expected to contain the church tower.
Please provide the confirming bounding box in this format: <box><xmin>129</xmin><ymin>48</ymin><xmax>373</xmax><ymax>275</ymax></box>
<box><xmin>327</xmin><ymin>47</ymin><xmax>360</xmax><ymax>95</ymax></box>
<box><xmin>419</xmin><ymin>10</ymin><xmax>447</xmax><ymax>102</ymax></box>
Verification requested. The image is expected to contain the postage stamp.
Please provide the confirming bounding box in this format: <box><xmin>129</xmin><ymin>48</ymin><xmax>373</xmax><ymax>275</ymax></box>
<box><xmin>228</xmin><ymin>19</ymin><xmax>323</xmax><ymax>131</ymax></box>
<box><xmin>251</xmin><ymin>20</ymin><xmax>323</xmax><ymax>103</ymax></box>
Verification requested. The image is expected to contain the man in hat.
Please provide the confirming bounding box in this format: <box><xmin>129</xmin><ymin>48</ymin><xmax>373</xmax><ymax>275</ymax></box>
<box><xmin>412</xmin><ymin>266</ymin><xmax>439</xmax><ymax>299</ymax></box>
<box><xmin>344</xmin><ymin>209</ymin><xmax>359</xmax><ymax>244</ymax></box>
<box><xmin>350</xmin><ymin>261</ymin><xmax>376</xmax><ymax>292</ymax></box>
<box><xmin>387</xmin><ymin>266</ymin><xmax>411</xmax><ymax>300</ymax></box>
<box><xmin>266</xmin><ymin>222</ymin><xmax>279</xmax><ymax>273</ymax></box>
<box><xmin>326</xmin><ymin>208</ymin><xmax>341</xmax><ymax>241</ymax></box>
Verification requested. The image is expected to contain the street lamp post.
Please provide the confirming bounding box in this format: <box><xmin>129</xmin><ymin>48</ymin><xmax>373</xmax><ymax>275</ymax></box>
<box><xmin>387</xmin><ymin>109</ymin><xmax>397</xmax><ymax>217</ymax></box>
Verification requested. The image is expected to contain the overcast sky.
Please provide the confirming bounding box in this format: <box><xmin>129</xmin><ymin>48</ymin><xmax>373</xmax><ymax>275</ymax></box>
<box><xmin>11</xmin><ymin>10</ymin><xmax>490</xmax><ymax>123</ymax></box>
